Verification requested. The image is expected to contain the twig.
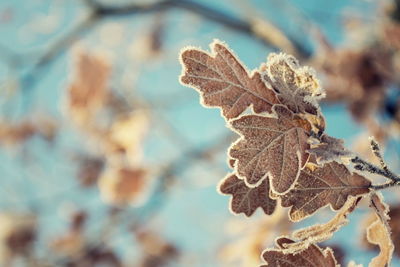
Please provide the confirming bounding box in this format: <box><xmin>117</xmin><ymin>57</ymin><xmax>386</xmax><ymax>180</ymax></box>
<box><xmin>369</xmin><ymin>136</ymin><xmax>398</xmax><ymax>178</ymax></box>
<box><xmin>93</xmin><ymin>0</ymin><xmax>310</xmax><ymax>58</ymax></box>
<box><xmin>2</xmin><ymin>0</ymin><xmax>312</xmax><ymax>100</ymax></box>
<box><xmin>350</xmin><ymin>137</ymin><xmax>400</xmax><ymax>191</ymax></box>
<box><xmin>20</xmin><ymin>11</ymin><xmax>98</xmax><ymax>94</ymax></box>
<box><xmin>352</xmin><ymin>156</ymin><xmax>400</xmax><ymax>183</ymax></box>
<box><xmin>370</xmin><ymin>181</ymin><xmax>399</xmax><ymax>191</ymax></box>
<box><xmin>348</xmin><ymin>135</ymin><xmax>400</xmax><ymax>192</ymax></box>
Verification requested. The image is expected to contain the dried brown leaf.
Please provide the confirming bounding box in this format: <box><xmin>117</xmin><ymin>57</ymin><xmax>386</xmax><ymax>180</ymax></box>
<box><xmin>66</xmin><ymin>49</ymin><xmax>110</xmax><ymax>124</ymax></box>
<box><xmin>286</xmin><ymin>197</ymin><xmax>361</xmax><ymax>251</ymax></box>
<box><xmin>308</xmin><ymin>134</ymin><xmax>352</xmax><ymax>164</ymax></box>
<box><xmin>135</xmin><ymin>230</ymin><xmax>179</xmax><ymax>267</ymax></box>
<box><xmin>387</xmin><ymin>205</ymin><xmax>400</xmax><ymax>257</ymax></box>
<box><xmin>312</xmin><ymin>47</ymin><xmax>392</xmax><ymax>122</ymax></box>
<box><xmin>229</xmin><ymin>105</ymin><xmax>310</xmax><ymax>194</ymax></box>
<box><xmin>105</xmin><ymin>111</ymin><xmax>149</xmax><ymax>165</ymax></box>
<box><xmin>0</xmin><ymin>116</ymin><xmax>58</xmax><ymax>146</ymax></box>
<box><xmin>0</xmin><ymin>213</ymin><xmax>36</xmax><ymax>265</ymax></box>
<box><xmin>0</xmin><ymin>121</ymin><xmax>35</xmax><ymax>146</ymax></box>
<box><xmin>367</xmin><ymin>192</ymin><xmax>393</xmax><ymax>267</ymax></box>
<box><xmin>261</xmin><ymin>237</ymin><xmax>338</xmax><ymax>267</ymax></box>
<box><xmin>218</xmin><ymin>173</ymin><xmax>276</xmax><ymax>217</ymax></box>
<box><xmin>281</xmin><ymin>162</ymin><xmax>371</xmax><ymax>221</ymax></box>
<box><xmin>98</xmin><ymin>166</ymin><xmax>149</xmax><ymax>206</ymax></box>
<box><xmin>51</xmin><ymin>231</ymin><xmax>85</xmax><ymax>257</ymax></box>
<box><xmin>180</xmin><ymin>40</ymin><xmax>279</xmax><ymax>119</ymax></box>
<box><xmin>261</xmin><ymin>53</ymin><xmax>324</xmax><ymax>115</ymax></box>
<box><xmin>75</xmin><ymin>156</ymin><xmax>105</xmax><ymax>187</ymax></box>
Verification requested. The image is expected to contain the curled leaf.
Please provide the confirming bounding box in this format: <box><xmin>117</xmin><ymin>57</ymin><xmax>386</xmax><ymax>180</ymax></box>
<box><xmin>281</xmin><ymin>162</ymin><xmax>371</xmax><ymax>221</ymax></box>
<box><xmin>367</xmin><ymin>192</ymin><xmax>393</xmax><ymax>267</ymax></box>
<box><xmin>308</xmin><ymin>134</ymin><xmax>352</xmax><ymax>164</ymax></box>
<box><xmin>261</xmin><ymin>237</ymin><xmax>338</xmax><ymax>267</ymax></box>
<box><xmin>261</xmin><ymin>53</ymin><xmax>324</xmax><ymax>115</ymax></box>
<box><xmin>218</xmin><ymin>173</ymin><xmax>276</xmax><ymax>217</ymax></box>
<box><xmin>180</xmin><ymin>40</ymin><xmax>279</xmax><ymax>119</ymax></box>
<box><xmin>387</xmin><ymin>204</ymin><xmax>400</xmax><ymax>257</ymax></box>
<box><xmin>286</xmin><ymin>197</ymin><xmax>361</xmax><ymax>251</ymax></box>
<box><xmin>229</xmin><ymin>105</ymin><xmax>310</xmax><ymax>194</ymax></box>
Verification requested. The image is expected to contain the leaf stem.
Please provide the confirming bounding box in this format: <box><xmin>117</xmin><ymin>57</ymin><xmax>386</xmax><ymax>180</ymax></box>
<box><xmin>369</xmin><ymin>181</ymin><xmax>400</xmax><ymax>191</ymax></box>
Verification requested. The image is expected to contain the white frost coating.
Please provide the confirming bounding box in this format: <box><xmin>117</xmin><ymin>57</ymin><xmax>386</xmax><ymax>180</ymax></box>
<box><xmin>261</xmin><ymin>52</ymin><xmax>326</xmax><ymax>112</ymax></box>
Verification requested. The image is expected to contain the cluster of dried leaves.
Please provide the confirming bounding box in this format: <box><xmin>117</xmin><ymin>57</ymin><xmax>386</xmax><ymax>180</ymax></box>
<box><xmin>180</xmin><ymin>40</ymin><xmax>397</xmax><ymax>266</ymax></box>
<box><xmin>312</xmin><ymin>13</ymin><xmax>399</xmax><ymax>124</ymax></box>
<box><xmin>65</xmin><ymin>48</ymin><xmax>151</xmax><ymax>207</ymax></box>
<box><xmin>308</xmin><ymin>4</ymin><xmax>400</xmax><ymax>160</ymax></box>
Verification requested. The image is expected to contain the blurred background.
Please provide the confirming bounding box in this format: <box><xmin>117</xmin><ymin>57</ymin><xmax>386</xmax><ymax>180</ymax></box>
<box><xmin>1</xmin><ymin>0</ymin><xmax>400</xmax><ymax>266</ymax></box>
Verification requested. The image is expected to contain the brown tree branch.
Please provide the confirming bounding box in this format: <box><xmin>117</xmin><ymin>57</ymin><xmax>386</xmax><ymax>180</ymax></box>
<box><xmin>1</xmin><ymin>0</ymin><xmax>312</xmax><ymax>102</ymax></box>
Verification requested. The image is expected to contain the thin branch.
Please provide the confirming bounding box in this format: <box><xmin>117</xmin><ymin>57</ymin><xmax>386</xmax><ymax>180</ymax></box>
<box><xmin>1</xmin><ymin>0</ymin><xmax>312</xmax><ymax>100</ymax></box>
<box><xmin>369</xmin><ymin>136</ymin><xmax>398</xmax><ymax>179</ymax></box>
<box><xmin>350</xmin><ymin>137</ymin><xmax>400</xmax><ymax>191</ymax></box>
<box><xmin>351</xmin><ymin>156</ymin><xmax>400</xmax><ymax>183</ymax></box>
<box><xmin>20</xmin><ymin>11</ymin><xmax>99</xmax><ymax>94</ymax></box>
<box><xmin>370</xmin><ymin>181</ymin><xmax>399</xmax><ymax>191</ymax></box>
<box><xmin>93</xmin><ymin>0</ymin><xmax>311</xmax><ymax>58</ymax></box>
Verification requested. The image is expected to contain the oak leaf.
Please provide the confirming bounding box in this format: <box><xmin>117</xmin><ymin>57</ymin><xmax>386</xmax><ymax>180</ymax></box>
<box><xmin>180</xmin><ymin>40</ymin><xmax>279</xmax><ymax>120</ymax></box>
<box><xmin>218</xmin><ymin>173</ymin><xmax>276</xmax><ymax>216</ymax></box>
<box><xmin>280</xmin><ymin>162</ymin><xmax>371</xmax><ymax>221</ymax></box>
<box><xmin>260</xmin><ymin>53</ymin><xmax>324</xmax><ymax>115</ymax></box>
<box><xmin>229</xmin><ymin>105</ymin><xmax>310</xmax><ymax>194</ymax></box>
<box><xmin>367</xmin><ymin>193</ymin><xmax>393</xmax><ymax>267</ymax></box>
<box><xmin>261</xmin><ymin>237</ymin><xmax>338</xmax><ymax>267</ymax></box>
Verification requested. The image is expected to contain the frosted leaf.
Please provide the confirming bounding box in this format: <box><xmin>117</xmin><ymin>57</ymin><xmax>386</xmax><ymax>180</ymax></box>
<box><xmin>261</xmin><ymin>237</ymin><xmax>338</xmax><ymax>267</ymax></box>
<box><xmin>219</xmin><ymin>173</ymin><xmax>276</xmax><ymax>216</ymax></box>
<box><xmin>308</xmin><ymin>134</ymin><xmax>352</xmax><ymax>164</ymax></box>
<box><xmin>286</xmin><ymin>197</ymin><xmax>361</xmax><ymax>251</ymax></box>
<box><xmin>261</xmin><ymin>53</ymin><xmax>324</xmax><ymax>115</ymax></box>
<box><xmin>367</xmin><ymin>193</ymin><xmax>393</xmax><ymax>267</ymax></box>
<box><xmin>281</xmin><ymin>162</ymin><xmax>371</xmax><ymax>221</ymax></box>
<box><xmin>229</xmin><ymin>105</ymin><xmax>310</xmax><ymax>194</ymax></box>
<box><xmin>180</xmin><ymin>40</ymin><xmax>279</xmax><ymax>119</ymax></box>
